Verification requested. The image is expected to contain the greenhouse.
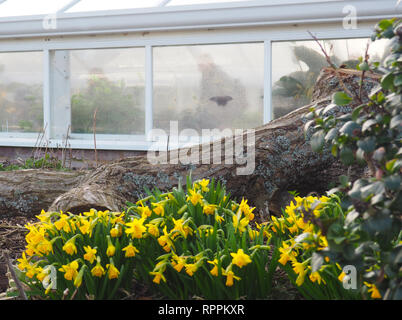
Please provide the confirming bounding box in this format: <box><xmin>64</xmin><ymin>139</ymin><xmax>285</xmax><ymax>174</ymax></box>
<box><xmin>0</xmin><ymin>0</ymin><xmax>401</xmax><ymax>303</ymax></box>
<box><xmin>0</xmin><ymin>0</ymin><xmax>398</xmax><ymax>151</ymax></box>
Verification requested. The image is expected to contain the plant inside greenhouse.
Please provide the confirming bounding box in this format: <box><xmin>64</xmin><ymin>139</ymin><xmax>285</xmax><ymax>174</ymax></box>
<box><xmin>0</xmin><ymin>0</ymin><xmax>400</xmax><ymax>308</ymax></box>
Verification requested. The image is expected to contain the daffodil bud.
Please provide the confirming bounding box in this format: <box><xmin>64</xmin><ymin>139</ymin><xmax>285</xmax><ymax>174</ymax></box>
<box><xmin>74</xmin><ymin>265</ymin><xmax>87</xmax><ymax>288</ymax></box>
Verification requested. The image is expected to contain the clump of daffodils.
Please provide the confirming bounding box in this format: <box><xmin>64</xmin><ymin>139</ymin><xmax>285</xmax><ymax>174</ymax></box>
<box><xmin>16</xmin><ymin>177</ymin><xmax>276</xmax><ymax>300</ymax></box>
<box><xmin>16</xmin><ymin>177</ymin><xmax>376</xmax><ymax>300</ymax></box>
<box><xmin>126</xmin><ymin>178</ymin><xmax>275</xmax><ymax>299</ymax></box>
<box><xmin>16</xmin><ymin>209</ymin><xmax>137</xmax><ymax>299</ymax></box>
<box><xmin>272</xmin><ymin>194</ymin><xmax>364</xmax><ymax>300</ymax></box>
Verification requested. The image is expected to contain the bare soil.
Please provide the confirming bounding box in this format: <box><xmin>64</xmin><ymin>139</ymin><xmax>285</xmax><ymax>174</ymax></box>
<box><xmin>0</xmin><ymin>215</ymin><xmax>35</xmax><ymax>294</ymax></box>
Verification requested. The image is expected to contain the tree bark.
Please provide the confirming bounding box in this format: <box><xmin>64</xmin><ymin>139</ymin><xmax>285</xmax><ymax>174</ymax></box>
<box><xmin>0</xmin><ymin>170</ymin><xmax>86</xmax><ymax>217</ymax></box>
<box><xmin>0</xmin><ymin>68</ymin><xmax>380</xmax><ymax>218</ymax></box>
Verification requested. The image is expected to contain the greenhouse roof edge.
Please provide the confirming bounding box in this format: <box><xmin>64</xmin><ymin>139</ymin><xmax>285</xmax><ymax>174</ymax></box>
<box><xmin>0</xmin><ymin>0</ymin><xmax>401</xmax><ymax>39</ymax></box>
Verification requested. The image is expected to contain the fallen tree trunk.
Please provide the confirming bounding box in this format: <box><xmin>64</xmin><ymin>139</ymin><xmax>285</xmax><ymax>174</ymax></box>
<box><xmin>0</xmin><ymin>68</ymin><xmax>380</xmax><ymax>218</ymax></box>
<box><xmin>0</xmin><ymin>170</ymin><xmax>86</xmax><ymax>217</ymax></box>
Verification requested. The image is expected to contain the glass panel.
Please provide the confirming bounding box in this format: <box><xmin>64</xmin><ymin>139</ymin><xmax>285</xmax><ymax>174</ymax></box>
<box><xmin>67</xmin><ymin>0</ymin><xmax>161</xmax><ymax>12</ymax></box>
<box><xmin>153</xmin><ymin>43</ymin><xmax>264</xmax><ymax>135</ymax></box>
<box><xmin>272</xmin><ymin>38</ymin><xmax>389</xmax><ymax>119</ymax></box>
<box><xmin>70</xmin><ymin>48</ymin><xmax>145</xmax><ymax>135</ymax></box>
<box><xmin>0</xmin><ymin>0</ymin><xmax>71</xmax><ymax>17</ymax></box>
<box><xmin>0</xmin><ymin>51</ymin><xmax>43</xmax><ymax>133</ymax></box>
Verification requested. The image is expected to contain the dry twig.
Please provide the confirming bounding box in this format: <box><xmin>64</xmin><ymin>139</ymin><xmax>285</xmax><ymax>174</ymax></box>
<box><xmin>308</xmin><ymin>30</ymin><xmax>361</xmax><ymax>103</ymax></box>
<box><xmin>2</xmin><ymin>250</ymin><xmax>27</xmax><ymax>300</ymax></box>
<box><xmin>62</xmin><ymin>125</ymin><xmax>71</xmax><ymax>168</ymax></box>
<box><xmin>359</xmin><ymin>41</ymin><xmax>371</xmax><ymax>102</ymax></box>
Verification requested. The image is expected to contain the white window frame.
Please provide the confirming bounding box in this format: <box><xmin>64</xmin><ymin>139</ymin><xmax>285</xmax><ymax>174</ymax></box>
<box><xmin>0</xmin><ymin>0</ymin><xmax>400</xmax><ymax>150</ymax></box>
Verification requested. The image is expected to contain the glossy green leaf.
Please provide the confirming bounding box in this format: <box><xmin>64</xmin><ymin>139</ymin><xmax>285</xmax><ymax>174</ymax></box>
<box><xmin>310</xmin><ymin>130</ymin><xmax>325</xmax><ymax>152</ymax></box>
<box><xmin>332</xmin><ymin>92</ymin><xmax>352</xmax><ymax>106</ymax></box>
<box><xmin>340</xmin><ymin>147</ymin><xmax>354</xmax><ymax>165</ymax></box>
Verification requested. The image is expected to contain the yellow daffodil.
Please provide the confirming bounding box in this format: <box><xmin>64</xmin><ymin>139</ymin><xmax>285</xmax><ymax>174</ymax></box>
<box><xmin>35</xmin><ymin>210</ymin><xmax>52</xmax><ymax>223</ymax></box>
<box><xmin>196</xmin><ymin>179</ymin><xmax>210</xmax><ymax>192</ymax></box>
<box><xmin>256</xmin><ymin>222</ymin><xmax>271</xmax><ymax>240</ymax></box>
<box><xmin>232</xmin><ymin>215</ymin><xmax>249</xmax><ymax>234</ymax></box>
<box><xmin>35</xmin><ymin>267</ymin><xmax>46</xmax><ymax>282</ymax></box>
<box><xmin>25</xmin><ymin>265</ymin><xmax>37</xmax><ymax>279</ymax></box>
<box><xmin>295</xmin><ymin>217</ymin><xmax>308</xmax><ymax>230</ymax></box>
<box><xmin>106</xmin><ymin>261</ymin><xmax>120</xmax><ymax>280</ymax></box>
<box><xmin>59</xmin><ymin>260</ymin><xmax>79</xmax><ymax>281</ymax></box>
<box><xmin>291</xmin><ymin>260</ymin><xmax>306</xmax><ymax>275</ymax></box>
<box><xmin>110</xmin><ymin>212</ymin><xmax>125</xmax><ymax>225</ymax></box>
<box><xmin>122</xmin><ymin>242</ymin><xmax>139</xmax><ymax>258</ymax></box>
<box><xmin>223</xmin><ymin>270</ymin><xmax>241</xmax><ymax>287</ymax></box>
<box><xmin>338</xmin><ymin>271</ymin><xmax>346</xmax><ymax>282</ymax></box>
<box><xmin>295</xmin><ymin>268</ymin><xmax>307</xmax><ymax>286</ymax></box>
<box><xmin>91</xmin><ymin>260</ymin><xmax>105</xmax><ymax>278</ymax></box>
<box><xmin>157</xmin><ymin>226</ymin><xmax>173</xmax><ymax>252</ymax></box>
<box><xmin>318</xmin><ymin>235</ymin><xmax>328</xmax><ymax>250</ymax></box>
<box><xmin>25</xmin><ymin>244</ymin><xmax>36</xmax><ymax>257</ymax></box>
<box><xmin>152</xmin><ymin>202</ymin><xmax>165</xmax><ymax>216</ymax></box>
<box><xmin>278</xmin><ymin>242</ymin><xmax>297</xmax><ymax>266</ymax></box>
<box><xmin>184</xmin><ymin>263</ymin><xmax>198</xmax><ymax>276</ymax></box>
<box><xmin>17</xmin><ymin>252</ymin><xmax>30</xmax><ymax>271</ymax></box>
<box><xmin>62</xmin><ymin>235</ymin><xmax>79</xmax><ymax>255</ymax></box>
<box><xmin>149</xmin><ymin>271</ymin><xmax>166</xmax><ymax>284</ymax></box>
<box><xmin>171</xmin><ymin>255</ymin><xmax>186</xmax><ymax>273</ymax></box>
<box><xmin>106</xmin><ymin>236</ymin><xmax>116</xmax><ymax>257</ymax></box>
<box><xmin>25</xmin><ymin>223</ymin><xmax>46</xmax><ymax>246</ymax></box>
<box><xmin>138</xmin><ymin>203</ymin><xmax>152</xmax><ymax>218</ymax></box>
<box><xmin>215</xmin><ymin>214</ymin><xmax>225</xmax><ymax>224</ymax></box>
<box><xmin>77</xmin><ymin>219</ymin><xmax>91</xmax><ymax>235</ymax></box>
<box><xmin>271</xmin><ymin>216</ymin><xmax>284</xmax><ymax>233</ymax></box>
<box><xmin>288</xmin><ymin>224</ymin><xmax>298</xmax><ymax>234</ymax></box>
<box><xmin>97</xmin><ymin>210</ymin><xmax>110</xmax><ymax>219</ymax></box>
<box><xmin>187</xmin><ymin>189</ymin><xmax>203</xmax><ymax>206</ymax></box>
<box><xmin>230</xmin><ymin>249</ymin><xmax>252</xmax><ymax>268</ymax></box>
<box><xmin>239</xmin><ymin>198</ymin><xmax>255</xmax><ymax>220</ymax></box>
<box><xmin>309</xmin><ymin>271</ymin><xmax>325</xmax><ymax>285</ymax></box>
<box><xmin>54</xmin><ymin>213</ymin><xmax>72</xmax><ymax>233</ymax></box>
<box><xmin>146</xmin><ymin>223</ymin><xmax>160</xmax><ymax>237</ymax></box>
<box><xmin>285</xmin><ymin>201</ymin><xmax>297</xmax><ymax>218</ymax></box>
<box><xmin>364</xmin><ymin>282</ymin><xmax>382</xmax><ymax>299</ymax></box>
<box><xmin>207</xmin><ymin>259</ymin><xmax>222</xmax><ymax>277</ymax></box>
<box><xmin>83</xmin><ymin>245</ymin><xmax>97</xmax><ymax>264</ymax></box>
<box><xmin>110</xmin><ymin>225</ymin><xmax>122</xmax><ymax>238</ymax></box>
<box><xmin>125</xmin><ymin>217</ymin><xmax>147</xmax><ymax>239</ymax></box>
<box><xmin>203</xmin><ymin>204</ymin><xmax>217</xmax><ymax>215</ymax></box>
<box><xmin>171</xmin><ymin>218</ymin><xmax>193</xmax><ymax>239</ymax></box>
<box><xmin>83</xmin><ymin>208</ymin><xmax>97</xmax><ymax>217</ymax></box>
<box><xmin>35</xmin><ymin>238</ymin><xmax>53</xmax><ymax>255</ymax></box>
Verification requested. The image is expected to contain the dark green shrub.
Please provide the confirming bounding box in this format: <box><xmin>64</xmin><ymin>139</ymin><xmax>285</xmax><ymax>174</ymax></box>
<box><xmin>304</xmin><ymin>19</ymin><xmax>402</xmax><ymax>300</ymax></box>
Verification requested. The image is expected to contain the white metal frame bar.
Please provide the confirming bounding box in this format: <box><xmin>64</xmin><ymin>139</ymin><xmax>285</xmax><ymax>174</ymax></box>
<box><xmin>43</xmin><ymin>49</ymin><xmax>51</xmax><ymax>141</ymax></box>
<box><xmin>0</xmin><ymin>22</ymin><xmax>376</xmax><ymax>53</ymax></box>
<box><xmin>263</xmin><ymin>40</ymin><xmax>271</xmax><ymax>124</ymax></box>
<box><xmin>0</xmin><ymin>0</ymin><xmax>400</xmax><ymax>39</ymax></box>
<box><xmin>145</xmin><ymin>45</ymin><xmax>154</xmax><ymax>141</ymax></box>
